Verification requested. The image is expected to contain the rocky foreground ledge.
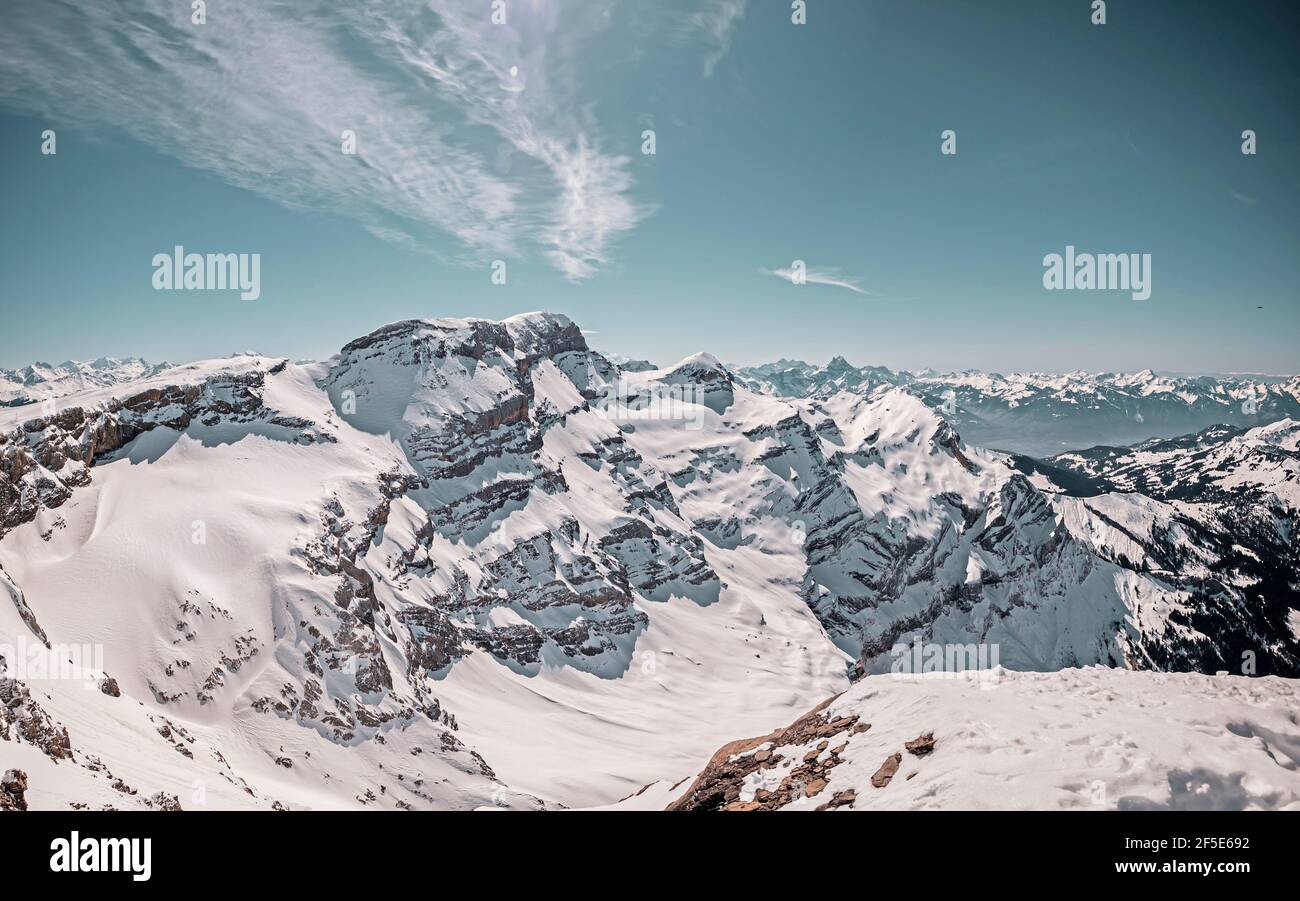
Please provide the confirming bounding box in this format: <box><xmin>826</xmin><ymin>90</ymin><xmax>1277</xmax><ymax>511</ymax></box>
<box><xmin>599</xmin><ymin>667</ymin><xmax>1300</xmax><ymax>812</ymax></box>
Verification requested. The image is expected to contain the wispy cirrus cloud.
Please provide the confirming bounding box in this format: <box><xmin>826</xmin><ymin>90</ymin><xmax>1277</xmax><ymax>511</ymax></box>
<box><xmin>0</xmin><ymin>0</ymin><xmax>662</xmax><ymax>280</ymax></box>
<box><xmin>686</xmin><ymin>0</ymin><xmax>750</xmax><ymax>77</ymax></box>
<box><xmin>763</xmin><ymin>265</ymin><xmax>870</xmax><ymax>295</ymax></box>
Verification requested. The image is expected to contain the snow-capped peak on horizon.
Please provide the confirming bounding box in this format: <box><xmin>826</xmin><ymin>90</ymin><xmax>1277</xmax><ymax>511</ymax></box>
<box><xmin>661</xmin><ymin>350</ymin><xmax>726</xmax><ymax>372</ymax></box>
<box><xmin>735</xmin><ymin>354</ymin><xmax>1300</xmax><ymax>457</ymax></box>
<box><xmin>0</xmin><ymin>356</ymin><xmax>173</xmax><ymax>408</ymax></box>
<box><xmin>737</xmin><ymin>355</ymin><xmax>1298</xmax><ymax>382</ymax></box>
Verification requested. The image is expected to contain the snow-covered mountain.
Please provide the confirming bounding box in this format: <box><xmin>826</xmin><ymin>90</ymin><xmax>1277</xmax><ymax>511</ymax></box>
<box><xmin>736</xmin><ymin>358</ymin><xmax>1300</xmax><ymax>457</ymax></box>
<box><xmin>1</xmin><ymin>313</ymin><xmax>1297</xmax><ymax>811</ymax></box>
<box><xmin>1045</xmin><ymin>420</ymin><xmax>1300</xmax><ymax>506</ymax></box>
<box><xmin>0</xmin><ymin>358</ymin><xmax>171</xmax><ymax>407</ymax></box>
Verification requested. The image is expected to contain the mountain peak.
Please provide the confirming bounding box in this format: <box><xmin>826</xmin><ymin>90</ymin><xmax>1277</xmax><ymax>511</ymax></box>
<box><xmin>339</xmin><ymin>312</ymin><xmax>586</xmax><ymax>363</ymax></box>
<box><xmin>670</xmin><ymin>351</ymin><xmax>726</xmax><ymax>371</ymax></box>
<box><xmin>656</xmin><ymin>352</ymin><xmax>735</xmax><ymax>413</ymax></box>
<box><xmin>502</xmin><ymin>311</ymin><xmax>586</xmax><ymax>358</ymax></box>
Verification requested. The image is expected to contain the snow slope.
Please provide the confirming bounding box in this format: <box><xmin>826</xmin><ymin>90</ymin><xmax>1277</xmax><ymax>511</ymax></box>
<box><xmin>614</xmin><ymin>667</ymin><xmax>1300</xmax><ymax>811</ymax></box>
<box><xmin>1</xmin><ymin>354</ymin><xmax>540</xmax><ymax>810</ymax></box>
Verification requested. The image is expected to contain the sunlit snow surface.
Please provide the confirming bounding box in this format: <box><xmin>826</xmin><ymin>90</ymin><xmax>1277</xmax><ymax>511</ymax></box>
<box><xmin>604</xmin><ymin>668</ymin><xmax>1300</xmax><ymax>811</ymax></box>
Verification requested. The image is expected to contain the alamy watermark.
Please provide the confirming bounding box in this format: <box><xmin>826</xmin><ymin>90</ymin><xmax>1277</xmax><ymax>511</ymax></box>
<box><xmin>890</xmin><ymin>637</ymin><xmax>1001</xmax><ymax>689</ymax></box>
<box><xmin>152</xmin><ymin>245</ymin><xmax>261</xmax><ymax>300</ymax></box>
<box><xmin>1043</xmin><ymin>245</ymin><xmax>1150</xmax><ymax>301</ymax></box>
<box><xmin>50</xmin><ymin>832</ymin><xmax>151</xmax><ymax>882</ymax></box>
<box><xmin>0</xmin><ymin>635</ymin><xmax>105</xmax><ymax>689</ymax></box>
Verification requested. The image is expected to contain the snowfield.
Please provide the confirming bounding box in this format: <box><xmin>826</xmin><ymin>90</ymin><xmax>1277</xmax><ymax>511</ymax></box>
<box><xmin>612</xmin><ymin>667</ymin><xmax>1300</xmax><ymax>811</ymax></box>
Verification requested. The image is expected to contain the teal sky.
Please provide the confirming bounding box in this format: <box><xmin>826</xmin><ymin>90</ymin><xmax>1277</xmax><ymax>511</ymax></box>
<box><xmin>1</xmin><ymin>0</ymin><xmax>1297</xmax><ymax>374</ymax></box>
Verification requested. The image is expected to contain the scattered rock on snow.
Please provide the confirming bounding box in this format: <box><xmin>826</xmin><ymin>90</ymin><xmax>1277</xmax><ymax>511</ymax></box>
<box><xmin>905</xmin><ymin>732</ymin><xmax>936</xmax><ymax>756</ymax></box>
<box><xmin>870</xmin><ymin>753</ymin><xmax>902</xmax><ymax>788</ymax></box>
<box><xmin>816</xmin><ymin>789</ymin><xmax>856</xmax><ymax>811</ymax></box>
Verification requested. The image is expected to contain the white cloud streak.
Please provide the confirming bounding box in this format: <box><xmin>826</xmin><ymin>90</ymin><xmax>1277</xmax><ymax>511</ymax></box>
<box><xmin>764</xmin><ymin>266</ymin><xmax>870</xmax><ymax>295</ymax></box>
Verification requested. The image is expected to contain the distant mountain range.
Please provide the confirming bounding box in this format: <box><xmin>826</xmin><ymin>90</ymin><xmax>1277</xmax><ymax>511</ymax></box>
<box><xmin>0</xmin><ymin>358</ymin><xmax>172</xmax><ymax>407</ymax></box>
<box><xmin>735</xmin><ymin>357</ymin><xmax>1300</xmax><ymax>457</ymax></box>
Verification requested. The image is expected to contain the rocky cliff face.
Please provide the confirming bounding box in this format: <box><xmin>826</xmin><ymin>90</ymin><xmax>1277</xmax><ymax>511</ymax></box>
<box><xmin>317</xmin><ymin>313</ymin><xmax>719</xmax><ymax>678</ymax></box>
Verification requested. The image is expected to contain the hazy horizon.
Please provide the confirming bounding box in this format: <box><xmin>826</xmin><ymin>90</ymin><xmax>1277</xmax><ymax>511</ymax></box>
<box><xmin>4</xmin><ymin>309</ymin><xmax>1297</xmax><ymax>383</ymax></box>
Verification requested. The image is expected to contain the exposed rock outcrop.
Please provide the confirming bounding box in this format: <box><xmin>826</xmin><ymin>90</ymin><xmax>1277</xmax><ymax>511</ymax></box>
<box><xmin>667</xmin><ymin>695</ymin><xmax>868</xmax><ymax>811</ymax></box>
<box><xmin>0</xmin><ymin>768</ymin><xmax>28</xmax><ymax>811</ymax></box>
